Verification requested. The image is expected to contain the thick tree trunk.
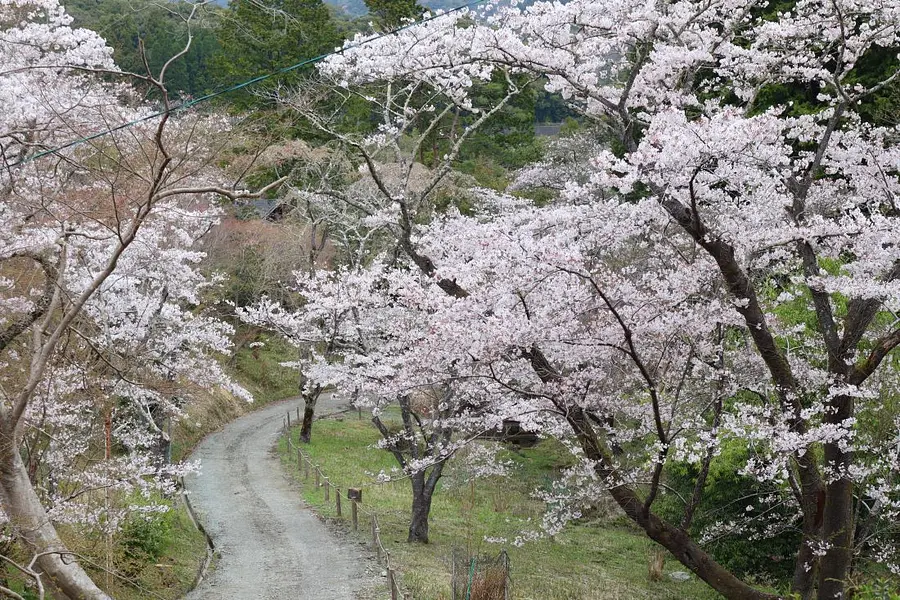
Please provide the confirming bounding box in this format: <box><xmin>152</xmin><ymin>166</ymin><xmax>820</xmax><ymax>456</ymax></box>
<box><xmin>791</xmin><ymin>515</ymin><xmax>820</xmax><ymax>600</ymax></box>
<box><xmin>817</xmin><ymin>393</ymin><xmax>855</xmax><ymax>600</ymax></box>
<box><xmin>817</xmin><ymin>475</ymin><xmax>853</xmax><ymax>599</ymax></box>
<box><xmin>791</xmin><ymin>461</ymin><xmax>827</xmax><ymax>600</ymax></box>
<box><xmin>0</xmin><ymin>439</ymin><xmax>110</xmax><ymax>600</ymax></box>
<box><xmin>408</xmin><ymin>472</ymin><xmax>434</xmax><ymax>543</ymax></box>
<box><xmin>299</xmin><ymin>386</ymin><xmax>321</xmax><ymax>444</ymax></box>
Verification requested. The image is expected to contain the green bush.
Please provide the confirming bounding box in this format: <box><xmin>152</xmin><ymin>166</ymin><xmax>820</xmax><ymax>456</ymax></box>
<box><xmin>119</xmin><ymin>510</ymin><xmax>174</xmax><ymax>565</ymax></box>
<box><xmin>656</xmin><ymin>440</ymin><xmax>800</xmax><ymax>582</ymax></box>
<box><xmin>854</xmin><ymin>580</ymin><xmax>900</xmax><ymax>600</ymax></box>
<box><xmin>456</xmin><ymin>158</ymin><xmax>510</xmax><ymax>191</ymax></box>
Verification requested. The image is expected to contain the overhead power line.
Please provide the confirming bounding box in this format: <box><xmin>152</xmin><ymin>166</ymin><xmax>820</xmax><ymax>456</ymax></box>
<box><xmin>15</xmin><ymin>0</ymin><xmax>490</xmax><ymax>167</ymax></box>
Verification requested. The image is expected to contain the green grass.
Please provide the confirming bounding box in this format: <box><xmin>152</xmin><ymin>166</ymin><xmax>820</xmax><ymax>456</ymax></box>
<box><xmin>104</xmin><ymin>500</ymin><xmax>209</xmax><ymax>600</ymax></box>
<box><xmin>231</xmin><ymin>331</ymin><xmax>300</xmax><ymax>404</ymax></box>
<box><xmin>279</xmin><ymin>416</ymin><xmax>721</xmax><ymax>600</ymax></box>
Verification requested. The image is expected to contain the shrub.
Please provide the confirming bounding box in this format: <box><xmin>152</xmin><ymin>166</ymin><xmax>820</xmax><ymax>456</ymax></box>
<box><xmin>656</xmin><ymin>440</ymin><xmax>800</xmax><ymax>582</ymax></box>
<box><xmin>119</xmin><ymin>509</ymin><xmax>174</xmax><ymax>569</ymax></box>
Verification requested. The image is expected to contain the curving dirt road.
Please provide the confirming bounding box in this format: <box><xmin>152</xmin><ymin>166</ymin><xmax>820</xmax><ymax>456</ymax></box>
<box><xmin>183</xmin><ymin>398</ymin><xmax>373</xmax><ymax>600</ymax></box>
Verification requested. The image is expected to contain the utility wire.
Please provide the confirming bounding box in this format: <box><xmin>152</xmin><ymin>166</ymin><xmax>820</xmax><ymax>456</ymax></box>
<box><xmin>14</xmin><ymin>0</ymin><xmax>490</xmax><ymax>167</ymax></box>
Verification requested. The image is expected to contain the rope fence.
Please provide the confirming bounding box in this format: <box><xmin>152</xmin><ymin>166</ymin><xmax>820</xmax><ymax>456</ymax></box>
<box><xmin>281</xmin><ymin>411</ymin><xmax>409</xmax><ymax>600</ymax></box>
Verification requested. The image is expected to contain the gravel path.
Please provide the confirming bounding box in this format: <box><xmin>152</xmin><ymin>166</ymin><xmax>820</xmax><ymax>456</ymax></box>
<box><xmin>183</xmin><ymin>397</ymin><xmax>373</xmax><ymax>600</ymax></box>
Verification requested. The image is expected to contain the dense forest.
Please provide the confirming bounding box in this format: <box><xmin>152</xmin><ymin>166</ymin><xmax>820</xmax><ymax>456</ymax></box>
<box><xmin>1</xmin><ymin>0</ymin><xmax>899</xmax><ymax>598</ymax></box>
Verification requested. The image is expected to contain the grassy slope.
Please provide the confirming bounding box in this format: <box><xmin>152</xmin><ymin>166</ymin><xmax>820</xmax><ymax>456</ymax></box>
<box><xmin>0</xmin><ymin>499</ymin><xmax>208</xmax><ymax>600</ymax></box>
<box><xmin>81</xmin><ymin>504</ymin><xmax>208</xmax><ymax>600</ymax></box>
<box><xmin>279</xmin><ymin>416</ymin><xmax>720</xmax><ymax>600</ymax></box>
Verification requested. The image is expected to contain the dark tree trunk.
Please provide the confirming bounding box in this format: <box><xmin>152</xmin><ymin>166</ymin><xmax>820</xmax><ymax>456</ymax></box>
<box><xmin>791</xmin><ymin>510</ymin><xmax>820</xmax><ymax>600</ymax></box>
<box><xmin>299</xmin><ymin>385</ymin><xmax>321</xmax><ymax>444</ymax></box>
<box><xmin>817</xmin><ymin>475</ymin><xmax>853</xmax><ymax>599</ymax></box>
<box><xmin>408</xmin><ymin>471</ymin><xmax>434</xmax><ymax>543</ymax></box>
<box><xmin>373</xmin><ymin>395</ymin><xmax>451</xmax><ymax>546</ymax></box>
<box><xmin>817</xmin><ymin>395</ymin><xmax>855</xmax><ymax>600</ymax></box>
<box><xmin>791</xmin><ymin>459</ymin><xmax>827</xmax><ymax>599</ymax></box>
<box><xmin>149</xmin><ymin>405</ymin><xmax>171</xmax><ymax>464</ymax></box>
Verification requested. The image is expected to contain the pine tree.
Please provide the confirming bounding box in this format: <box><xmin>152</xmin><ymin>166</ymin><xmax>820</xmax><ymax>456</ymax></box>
<box><xmin>213</xmin><ymin>0</ymin><xmax>341</xmax><ymax>106</ymax></box>
<box><xmin>364</xmin><ymin>0</ymin><xmax>423</xmax><ymax>30</ymax></box>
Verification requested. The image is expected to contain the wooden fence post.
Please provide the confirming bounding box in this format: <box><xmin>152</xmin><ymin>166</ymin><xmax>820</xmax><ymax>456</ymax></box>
<box><xmin>503</xmin><ymin>549</ymin><xmax>511</xmax><ymax>600</ymax></box>
<box><xmin>315</xmin><ymin>469</ymin><xmax>320</xmax><ymax>488</ymax></box>
<box><xmin>372</xmin><ymin>519</ymin><xmax>378</xmax><ymax>557</ymax></box>
<box><xmin>335</xmin><ymin>488</ymin><xmax>342</xmax><ymax>517</ymax></box>
<box><xmin>388</xmin><ymin>569</ymin><xmax>398</xmax><ymax>600</ymax></box>
<box><xmin>348</xmin><ymin>488</ymin><xmax>362</xmax><ymax>532</ymax></box>
<box><xmin>287</xmin><ymin>411</ymin><xmax>291</xmax><ymax>428</ymax></box>
<box><xmin>324</xmin><ymin>479</ymin><xmax>330</xmax><ymax>502</ymax></box>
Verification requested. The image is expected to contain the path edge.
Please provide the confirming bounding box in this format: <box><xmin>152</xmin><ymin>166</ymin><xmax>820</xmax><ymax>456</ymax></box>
<box><xmin>178</xmin><ymin>476</ymin><xmax>215</xmax><ymax>592</ymax></box>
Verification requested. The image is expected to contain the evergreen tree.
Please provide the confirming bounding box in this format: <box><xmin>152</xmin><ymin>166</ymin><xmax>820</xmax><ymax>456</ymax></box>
<box><xmin>66</xmin><ymin>0</ymin><xmax>221</xmax><ymax>98</ymax></box>
<box><xmin>364</xmin><ymin>0</ymin><xmax>423</xmax><ymax>29</ymax></box>
<box><xmin>212</xmin><ymin>0</ymin><xmax>341</xmax><ymax>107</ymax></box>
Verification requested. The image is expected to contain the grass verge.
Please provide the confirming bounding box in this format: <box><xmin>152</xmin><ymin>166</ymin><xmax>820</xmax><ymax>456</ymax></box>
<box><xmin>0</xmin><ymin>497</ymin><xmax>210</xmax><ymax>600</ymax></box>
<box><xmin>279</xmin><ymin>415</ymin><xmax>720</xmax><ymax>600</ymax></box>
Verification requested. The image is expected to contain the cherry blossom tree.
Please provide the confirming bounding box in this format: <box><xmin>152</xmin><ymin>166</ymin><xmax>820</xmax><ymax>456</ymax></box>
<box><xmin>258</xmin><ymin>1</ymin><xmax>900</xmax><ymax>598</ymax></box>
<box><xmin>0</xmin><ymin>0</ymin><xmax>280</xmax><ymax>596</ymax></box>
<box><xmin>238</xmin><ymin>262</ymin><xmax>482</xmax><ymax>542</ymax></box>
<box><xmin>234</xmin><ymin>58</ymin><xmax>536</xmax><ymax>538</ymax></box>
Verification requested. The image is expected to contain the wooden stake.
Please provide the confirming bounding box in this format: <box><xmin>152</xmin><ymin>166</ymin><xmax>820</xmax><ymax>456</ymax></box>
<box><xmin>388</xmin><ymin>569</ymin><xmax>398</xmax><ymax>600</ymax></box>
<box><xmin>335</xmin><ymin>488</ymin><xmax>342</xmax><ymax>517</ymax></box>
